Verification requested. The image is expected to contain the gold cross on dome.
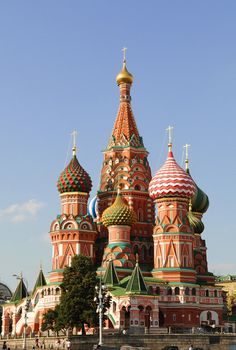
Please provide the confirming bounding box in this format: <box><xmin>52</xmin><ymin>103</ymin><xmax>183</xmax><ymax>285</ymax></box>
<box><xmin>71</xmin><ymin>130</ymin><xmax>77</xmax><ymax>156</ymax></box>
<box><xmin>122</xmin><ymin>47</ymin><xmax>127</xmax><ymax>62</ymax></box>
<box><xmin>166</xmin><ymin>125</ymin><xmax>174</xmax><ymax>144</ymax></box>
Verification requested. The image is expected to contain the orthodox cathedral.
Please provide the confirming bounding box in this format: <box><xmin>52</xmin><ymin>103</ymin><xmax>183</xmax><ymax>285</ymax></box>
<box><xmin>2</xmin><ymin>55</ymin><xmax>223</xmax><ymax>335</ymax></box>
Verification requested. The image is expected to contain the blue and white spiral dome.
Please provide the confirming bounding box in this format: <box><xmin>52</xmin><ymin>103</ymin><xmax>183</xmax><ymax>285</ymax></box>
<box><xmin>88</xmin><ymin>195</ymin><xmax>98</xmax><ymax>219</ymax></box>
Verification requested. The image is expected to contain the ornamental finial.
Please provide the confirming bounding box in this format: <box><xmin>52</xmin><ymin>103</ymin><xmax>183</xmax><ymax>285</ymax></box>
<box><xmin>166</xmin><ymin>125</ymin><xmax>174</xmax><ymax>152</ymax></box>
<box><xmin>122</xmin><ymin>47</ymin><xmax>127</xmax><ymax>63</ymax></box>
<box><xmin>71</xmin><ymin>130</ymin><xmax>77</xmax><ymax>156</ymax></box>
<box><xmin>183</xmin><ymin>143</ymin><xmax>191</xmax><ymax>171</ymax></box>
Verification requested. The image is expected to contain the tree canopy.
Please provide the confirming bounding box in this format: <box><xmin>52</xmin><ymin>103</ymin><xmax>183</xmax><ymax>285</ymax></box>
<box><xmin>41</xmin><ymin>255</ymin><xmax>100</xmax><ymax>335</ymax></box>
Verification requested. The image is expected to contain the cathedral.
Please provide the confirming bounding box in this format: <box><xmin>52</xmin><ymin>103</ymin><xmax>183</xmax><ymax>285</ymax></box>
<box><xmin>2</xmin><ymin>55</ymin><xmax>224</xmax><ymax>335</ymax></box>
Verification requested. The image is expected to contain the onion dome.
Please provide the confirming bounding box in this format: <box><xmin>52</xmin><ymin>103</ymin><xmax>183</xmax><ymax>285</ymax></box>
<box><xmin>88</xmin><ymin>195</ymin><xmax>98</xmax><ymax>219</ymax></box>
<box><xmin>188</xmin><ymin>210</ymin><xmax>204</xmax><ymax>234</ymax></box>
<box><xmin>184</xmin><ymin>146</ymin><xmax>209</xmax><ymax>214</ymax></box>
<box><xmin>192</xmin><ymin>184</ymin><xmax>209</xmax><ymax>214</ymax></box>
<box><xmin>116</xmin><ymin>60</ymin><xmax>133</xmax><ymax>85</ymax></box>
<box><xmin>102</xmin><ymin>191</ymin><xmax>137</xmax><ymax>227</ymax></box>
<box><xmin>149</xmin><ymin>145</ymin><xmax>196</xmax><ymax>200</ymax></box>
<box><xmin>57</xmin><ymin>155</ymin><xmax>92</xmax><ymax>194</ymax></box>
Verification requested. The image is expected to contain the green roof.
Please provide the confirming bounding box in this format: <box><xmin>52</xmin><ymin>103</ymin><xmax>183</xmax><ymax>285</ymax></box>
<box><xmin>11</xmin><ymin>279</ymin><xmax>28</xmax><ymax>303</ymax></box>
<box><xmin>125</xmin><ymin>263</ymin><xmax>148</xmax><ymax>295</ymax></box>
<box><xmin>32</xmin><ymin>269</ymin><xmax>47</xmax><ymax>295</ymax></box>
<box><xmin>103</xmin><ymin>260</ymin><xmax>119</xmax><ymax>286</ymax></box>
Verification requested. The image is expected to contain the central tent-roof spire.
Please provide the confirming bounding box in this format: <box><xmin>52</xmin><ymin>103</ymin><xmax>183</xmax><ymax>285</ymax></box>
<box><xmin>108</xmin><ymin>48</ymin><xmax>143</xmax><ymax>149</ymax></box>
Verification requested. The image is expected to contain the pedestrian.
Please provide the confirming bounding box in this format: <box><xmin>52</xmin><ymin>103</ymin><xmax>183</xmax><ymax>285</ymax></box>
<box><xmin>55</xmin><ymin>339</ymin><xmax>60</xmax><ymax>350</ymax></box>
<box><xmin>2</xmin><ymin>342</ymin><xmax>7</xmax><ymax>350</ymax></box>
<box><xmin>189</xmin><ymin>345</ymin><xmax>193</xmax><ymax>350</ymax></box>
<box><xmin>35</xmin><ymin>339</ymin><xmax>39</xmax><ymax>349</ymax></box>
<box><xmin>66</xmin><ymin>339</ymin><xmax>71</xmax><ymax>350</ymax></box>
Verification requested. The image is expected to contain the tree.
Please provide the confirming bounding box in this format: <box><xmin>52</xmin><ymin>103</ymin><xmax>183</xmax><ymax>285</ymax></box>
<box><xmin>41</xmin><ymin>305</ymin><xmax>66</xmax><ymax>334</ymax></box>
<box><xmin>227</xmin><ymin>292</ymin><xmax>236</xmax><ymax>316</ymax></box>
<box><xmin>58</xmin><ymin>255</ymin><xmax>98</xmax><ymax>335</ymax></box>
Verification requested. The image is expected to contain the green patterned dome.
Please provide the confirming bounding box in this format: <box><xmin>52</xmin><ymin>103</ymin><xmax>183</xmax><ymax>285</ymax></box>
<box><xmin>57</xmin><ymin>155</ymin><xmax>92</xmax><ymax>194</ymax></box>
<box><xmin>192</xmin><ymin>184</ymin><xmax>209</xmax><ymax>214</ymax></box>
<box><xmin>186</xmin><ymin>169</ymin><xmax>209</xmax><ymax>214</ymax></box>
<box><xmin>102</xmin><ymin>192</ymin><xmax>137</xmax><ymax>227</ymax></box>
<box><xmin>187</xmin><ymin>210</ymin><xmax>204</xmax><ymax>234</ymax></box>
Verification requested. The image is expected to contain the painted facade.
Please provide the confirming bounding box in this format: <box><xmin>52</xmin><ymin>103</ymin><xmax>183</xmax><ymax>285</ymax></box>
<box><xmin>2</xmin><ymin>56</ymin><xmax>224</xmax><ymax>336</ymax></box>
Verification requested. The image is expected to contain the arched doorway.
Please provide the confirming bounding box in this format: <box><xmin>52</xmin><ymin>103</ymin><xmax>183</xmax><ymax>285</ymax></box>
<box><xmin>122</xmin><ymin>306</ymin><xmax>130</xmax><ymax>329</ymax></box>
<box><xmin>159</xmin><ymin>309</ymin><xmax>165</xmax><ymax>327</ymax></box>
<box><xmin>145</xmin><ymin>306</ymin><xmax>152</xmax><ymax>330</ymax></box>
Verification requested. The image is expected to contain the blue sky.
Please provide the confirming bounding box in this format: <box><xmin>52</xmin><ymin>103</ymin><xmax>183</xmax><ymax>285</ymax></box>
<box><xmin>0</xmin><ymin>1</ymin><xmax>235</xmax><ymax>291</ymax></box>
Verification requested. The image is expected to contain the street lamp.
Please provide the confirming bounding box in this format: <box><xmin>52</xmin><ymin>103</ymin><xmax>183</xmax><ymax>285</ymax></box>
<box><xmin>94</xmin><ymin>278</ymin><xmax>109</xmax><ymax>346</ymax></box>
<box><xmin>13</xmin><ymin>274</ymin><xmax>30</xmax><ymax>350</ymax></box>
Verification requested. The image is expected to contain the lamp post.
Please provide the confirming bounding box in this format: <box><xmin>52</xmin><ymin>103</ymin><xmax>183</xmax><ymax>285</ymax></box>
<box><xmin>94</xmin><ymin>279</ymin><xmax>108</xmax><ymax>346</ymax></box>
<box><xmin>13</xmin><ymin>274</ymin><xmax>30</xmax><ymax>350</ymax></box>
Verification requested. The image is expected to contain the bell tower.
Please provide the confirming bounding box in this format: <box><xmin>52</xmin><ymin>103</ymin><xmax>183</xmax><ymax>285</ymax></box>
<box><xmin>149</xmin><ymin>129</ymin><xmax>197</xmax><ymax>283</ymax></box>
<box><xmin>96</xmin><ymin>50</ymin><xmax>155</xmax><ymax>269</ymax></box>
<box><xmin>50</xmin><ymin>132</ymin><xmax>97</xmax><ymax>283</ymax></box>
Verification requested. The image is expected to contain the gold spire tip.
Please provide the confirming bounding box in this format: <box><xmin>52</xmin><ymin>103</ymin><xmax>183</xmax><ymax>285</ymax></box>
<box><xmin>116</xmin><ymin>47</ymin><xmax>133</xmax><ymax>85</ymax></box>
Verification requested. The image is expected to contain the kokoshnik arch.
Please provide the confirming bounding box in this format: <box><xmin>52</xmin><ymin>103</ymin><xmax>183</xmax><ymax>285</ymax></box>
<box><xmin>2</xmin><ymin>53</ymin><xmax>223</xmax><ymax>335</ymax></box>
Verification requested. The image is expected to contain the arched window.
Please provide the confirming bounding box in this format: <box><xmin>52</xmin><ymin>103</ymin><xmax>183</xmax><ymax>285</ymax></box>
<box><xmin>192</xmin><ymin>288</ymin><xmax>196</xmax><ymax>296</ymax></box>
<box><xmin>185</xmin><ymin>287</ymin><xmax>190</xmax><ymax>296</ymax></box>
<box><xmin>141</xmin><ymin>246</ymin><xmax>147</xmax><ymax>261</ymax></box>
<box><xmin>148</xmin><ymin>286</ymin><xmax>153</xmax><ymax>294</ymax></box>
<box><xmin>138</xmin><ymin>305</ymin><xmax>144</xmax><ymax>313</ymax></box>
<box><xmin>183</xmin><ymin>256</ymin><xmax>188</xmax><ymax>267</ymax></box>
<box><xmin>138</xmin><ymin>208</ymin><xmax>143</xmax><ymax>221</ymax></box>
<box><xmin>113</xmin><ymin>301</ymin><xmax>117</xmax><ymax>313</ymax></box>
<box><xmin>155</xmin><ymin>287</ymin><xmax>160</xmax><ymax>295</ymax></box>
<box><xmin>133</xmin><ymin>245</ymin><xmax>139</xmax><ymax>255</ymax></box>
<box><xmin>206</xmin><ymin>290</ymin><xmax>209</xmax><ymax>297</ymax></box>
<box><xmin>207</xmin><ymin>311</ymin><xmax>212</xmax><ymax>321</ymax></box>
<box><xmin>175</xmin><ymin>287</ymin><xmax>180</xmax><ymax>295</ymax></box>
<box><xmin>214</xmin><ymin>290</ymin><xmax>218</xmax><ymax>297</ymax></box>
<box><xmin>167</xmin><ymin>287</ymin><xmax>172</xmax><ymax>296</ymax></box>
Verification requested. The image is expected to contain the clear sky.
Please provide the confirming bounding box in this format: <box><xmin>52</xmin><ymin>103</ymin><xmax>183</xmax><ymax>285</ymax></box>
<box><xmin>0</xmin><ymin>1</ymin><xmax>235</xmax><ymax>291</ymax></box>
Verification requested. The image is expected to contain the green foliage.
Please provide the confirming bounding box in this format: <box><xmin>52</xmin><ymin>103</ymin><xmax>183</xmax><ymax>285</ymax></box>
<box><xmin>59</xmin><ymin>255</ymin><xmax>98</xmax><ymax>334</ymax></box>
<box><xmin>227</xmin><ymin>292</ymin><xmax>236</xmax><ymax>316</ymax></box>
<box><xmin>41</xmin><ymin>306</ymin><xmax>63</xmax><ymax>333</ymax></box>
<box><xmin>41</xmin><ymin>255</ymin><xmax>111</xmax><ymax>335</ymax></box>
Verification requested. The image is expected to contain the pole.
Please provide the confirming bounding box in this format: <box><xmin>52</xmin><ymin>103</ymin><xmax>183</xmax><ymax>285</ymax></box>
<box><xmin>98</xmin><ymin>280</ymin><xmax>103</xmax><ymax>346</ymax></box>
<box><xmin>23</xmin><ymin>306</ymin><xmax>27</xmax><ymax>350</ymax></box>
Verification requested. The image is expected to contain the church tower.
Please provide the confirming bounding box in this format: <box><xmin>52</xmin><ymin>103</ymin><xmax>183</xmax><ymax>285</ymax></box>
<box><xmin>96</xmin><ymin>50</ymin><xmax>155</xmax><ymax>269</ymax></box>
<box><xmin>50</xmin><ymin>133</ymin><xmax>97</xmax><ymax>283</ymax></box>
<box><xmin>101</xmin><ymin>189</ymin><xmax>137</xmax><ymax>276</ymax></box>
<box><xmin>183</xmin><ymin>146</ymin><xmax>215</xmax><ymax>284</ymax></box>
<box><xmin>149</xmin><ymin>130</ymin><xmax>197</xmax><ymax>283</ymax></box>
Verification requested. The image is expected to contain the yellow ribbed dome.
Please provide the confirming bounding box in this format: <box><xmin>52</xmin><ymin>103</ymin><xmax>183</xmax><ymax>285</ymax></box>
<box><xmin>116</xmin><ymin>61</ymin><xmax>133</xmax><ymax>85</ymax></box>
<box><xmin>102</xmin><ymin>192</ymin><xmax>137</xmax><ymax>227</ymax></box>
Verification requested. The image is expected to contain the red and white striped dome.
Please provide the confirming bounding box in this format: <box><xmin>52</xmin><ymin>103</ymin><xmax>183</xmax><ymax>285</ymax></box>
<box><xmin>149</xmin><ymin>148</ymin><xmax>196</xmax><ymax>200</ymax></box>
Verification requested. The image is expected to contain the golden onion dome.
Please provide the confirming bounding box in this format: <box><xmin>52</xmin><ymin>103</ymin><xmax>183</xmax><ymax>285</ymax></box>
<box><xmin>102</xmin><ymin>191</ymin><xmax>137</xmax><ymax>227</ymax></box>
<box><xmin>116</xmin><ymin>60</ymin><xmax>133</xmax><ymax>85</ymax></box>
